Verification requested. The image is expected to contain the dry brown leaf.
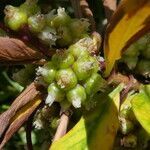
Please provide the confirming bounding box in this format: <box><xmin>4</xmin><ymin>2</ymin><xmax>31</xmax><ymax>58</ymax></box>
<box><xmin>0</xmin><ymin>98</ymin><xmax>42</xmax><ymax>149</ymax></box>
<box><xmin>0</xmin><ymin>82</ymin><xmax>42</xmax><ymax>138</ymax></box>
<box><xmin>0</xmin><ymin>37</ymin><xmax>45</xmax><ymax>63</ymax></box>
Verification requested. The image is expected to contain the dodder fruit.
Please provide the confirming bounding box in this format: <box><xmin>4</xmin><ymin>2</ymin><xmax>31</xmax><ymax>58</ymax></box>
<box><xmin>46</xmin><ymin>83</ymin><xmax>65</xmax><ymax>106</ymax></box>
<box><xmin>28</xmin><ymin>14</ymin><xmax>45</xmax><ymax>33</ymax></box>
<box><xmin>73</xmin><ymin>56</ymin><xmax>99</xmax><ymax>81</ymax></box>
<box><xmin>4</xmin><ymin>5</ymin><xmax>28</xmax><ymax>31</ymax></box>
<box><xmin>52</xmin><ymin>51</ymin><xmax>74</xmax><ymax>69</ymax></box>
<box><xmin>66</xmin><ymin>84</ymin><xmax>86</xmax><ymax>108</ymax></box>
<box><xmin>55</xmin><ymin>68</ymin><xmax>77</xmax><ymax>91</ymax></box>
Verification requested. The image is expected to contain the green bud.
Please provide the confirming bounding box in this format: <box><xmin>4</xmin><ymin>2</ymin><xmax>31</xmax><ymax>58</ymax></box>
<box><xmin>52</xmin><ymin>50</ymin><xmax>74</xmax><ymax>69</ymax></box>
<box><xmin>84</xmin><ymin>73</ymin><xmax>107</xmax><ymax>95</ymax></box>
<box><xmin>46</xmin><ymin>83</ymin><xmax>65</xmax><ymax>106</ymax></box>
<box><xmin>68</xmin><ymin>43</ymin><xmax>89</xmax><ymax>60</ymax></box>
<box><xmin>4</xmin><ymin>5</ymin><xmax>28</xmax><ymax>31</ymax></box>
<box><xmin>38</xmin><ymin>26</ymin><xmax>58</xmax><ymax>47</ymax></box>
<box><xmin>37</xmin><ymin>62</ymin><xmax>56</xmax><ymax>84</ymax></box>
<box><xmin>51</xmin><ymin>7</ymin><xmax>71</xmax><ymax>28</ymax></box>
<box><xmin>20</xmin><ymin>1</ymin><xmax>41</xmax><ymax>17</ymax></box>
<box><xmin>67</xmin><ymin>84</ymin><xmax>86</xmax><ymax>108</ymax></box>
<box><xmin>55</xmin><ymin>68</ymin><xmax>77</xmax><ymax>91</ymax></box>
<box><xmin>57</xmin><ymin>26</ymin><xmax>73</xmax><ymax>47</ymax></box>
<box><xmin>28</xmin><ymin>14</ymin><xmax>46</xmax><ymax>33</ymax></box>
<box><xmin>72</xmin><ymin>56</ymin><xmax>99</xmax><ymax>81</ymax></box>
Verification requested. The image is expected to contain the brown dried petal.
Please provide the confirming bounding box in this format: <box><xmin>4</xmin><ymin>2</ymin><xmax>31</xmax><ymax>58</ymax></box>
<box><xmin>0</xmin><ymin>98</ymin><xmax>41</xmax><ymax>149</ymax></box>
<box><xmin>0</xmin><ymin>37</ymin><xmax>44</xmax><ymax>63</ymax></box>
<box><xmin>0</xmin><ymin>82</ymin><xmax>42</xmax><ymax>138</ymax></box>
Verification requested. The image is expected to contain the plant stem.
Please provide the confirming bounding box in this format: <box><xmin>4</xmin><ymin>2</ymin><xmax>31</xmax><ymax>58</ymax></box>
<box><xmin>53</xmin><ymin>112</ymin><xmax>69</xmax><ymax>142</ymax></box>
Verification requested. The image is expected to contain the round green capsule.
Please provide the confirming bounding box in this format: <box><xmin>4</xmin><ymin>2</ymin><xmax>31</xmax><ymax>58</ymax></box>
<box><xmin>55</xmin><ymin>68</ymin><xmax>77</xmax><ymax>91</ymax></box>
<box><xmin>38</xmin><ymin>26</ymin><xmax>57</xmax><ymax>46</ymax></box>
<box><xmin>28</xmin><ymin>14</ymin><xmax>46</xmax><ymax>33</ymax></box>
<box><xmin>46</xmin><ymin>83</ymin><xmax>65</xmax><ymax>106</ymax></box>
<box><xmin>66</xmin><ymin>84</ymin><xmax>86</xmax><ymax>108</ymax></box>
<box><xmin>40</xmin><ymin>62</ymin><xmax>56</xmax><ymax>84</ymax></box>
<box><xmin>72</xmin><ymin>56</ymin><xmax>99</xmax><ymax>81</ymax></box>
<box><xmin>4</xmin><ymin>5</ymin><xmax>28</xmax><ymax>31</ymax></box>
<box><xmin>84</xmin><ymin>73</ymin><xmax>106</xmax><ymax>95</ymax></box>
<box><xmin>52</xmin><ymin>51</ymin><xmax>74</xmax><ymax>69</ymax></box>
<box><xmin>68</xmin><ymin>44</ymin><xmax>89</xmax><ymax>60</ymax></box>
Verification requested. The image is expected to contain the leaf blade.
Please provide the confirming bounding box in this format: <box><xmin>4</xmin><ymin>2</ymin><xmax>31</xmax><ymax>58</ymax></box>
<box><xmin>104</xmin><ymin>0</ymin><xmax>150</xmax><ymax>76</ymax></box>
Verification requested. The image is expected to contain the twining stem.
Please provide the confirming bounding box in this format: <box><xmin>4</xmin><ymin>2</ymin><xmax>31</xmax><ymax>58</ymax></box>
<box><xmin>102</xmin><ymin>0</ymin><xmax>117</xmax><ymax>21</ymax></box>
<box><xmin>53</xmin><ymin>112</ymin><xmax>69</xmax><ymax>142</ymax></box>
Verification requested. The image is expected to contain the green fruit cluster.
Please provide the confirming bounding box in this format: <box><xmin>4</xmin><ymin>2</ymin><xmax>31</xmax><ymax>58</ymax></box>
<box><xmin>121</xmin><ymin>33</ymin><xmax>150</xmax><ymax>78</ymax></box>
<box><xmin>4</xmin><ymin>1</ymin><xmax>89</xmax><ymax>47</ymax></box>
<box><xmin>37</xmin><ymin>39</ymin><xmax>106</xmax><ymax>110</ymax></box>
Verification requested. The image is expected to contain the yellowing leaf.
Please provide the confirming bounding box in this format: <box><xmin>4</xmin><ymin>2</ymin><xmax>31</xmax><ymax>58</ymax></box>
<box><xmin>0</xmin><ymin>98</ymin><xmax>42</xmax><ymax>149</ymax></box>
<box><xmin>104</xmin><ymin>0</ymin><xmax>150</xmax><ymax>76</ymax></box>
<box><xmin>131</xmin><ymin>85</ymin><xmax>150</xmax><ymax>134</ymax></box>
<box><xmin>50</xmin><ymin>85</ymin><xmax>124</xmax><ymax>150</ymax></box>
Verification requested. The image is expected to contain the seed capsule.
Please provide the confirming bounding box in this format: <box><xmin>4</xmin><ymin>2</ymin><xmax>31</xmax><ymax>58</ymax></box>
<box><xmin>67</xmin><ymin>84</ymin><xmax>86</xmax><ymax>108</ymax></box>
<box><xmin>4</xmin><ymin>5</ymin><xmax>28</xmax><ymax>31</ymax></box>
<box><xmin>57</xmin><ymin>26</ymin><xmax>73</xmax><ymax>47</ymax></box>
<box><xmin>46</xmin><ymin>83</ymin><xmax>65</xmax><ymax>106</ymax></box>
<box><xmin>68</xmin><ymin>44</ymin><xmax>89</xmax><ymax>60</ymax></box>
<box><xmin>38</xmin><ymin>26</ymin><xmax>58</xmax><ymax>47</ymax></box>
<box><xmin>28</xmin><ymin>14</ymin><xmax>46</xmax><ymax>33</ymax></box>
<box><xmin>52</xmin><ymin>51</ymin><xmax>74</xmax><ymax>69</ymax></box>
<box><xmin>20</xmin><ymin>1</ymin><xmax>41</xmax><ymax>17</ymax></box>
<box><xmin>55</xmin><ymin>68</ymin><xmax>77</xmax><ymax>91</ymax></box>
<box><xmin>51</xmin><ymin>7</ymin><xmax>71</xmax><ymax>28</ymax></box>
<box><xmin>37</xmin><ymin>62</ymin><xmax>56</xmax><ymax>84</ymax></box>
<box><xmin>69</xmin><ymin>19</ymin><xmax>89</xmax><ymax>38</ymax></box>
<box><xmin>84</xmin><ymin>73</ymin><xmax>107</xmax><ymax>95</ymax></box>
<box><xmin>72</xmin><ymin>56</ymin><xmax>99</xmax><ymax>81</ymax></box>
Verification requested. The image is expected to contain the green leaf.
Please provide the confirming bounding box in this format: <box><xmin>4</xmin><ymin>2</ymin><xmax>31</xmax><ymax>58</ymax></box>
<box><xmin>131</xmin><ymin>85</ymin><xmax>150</xmax><ymax>134</ymax></box>
<box><xmin>50</xmin><ymin>84</ymin><xmax>124</xmax><ymax>150</ymax></box>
